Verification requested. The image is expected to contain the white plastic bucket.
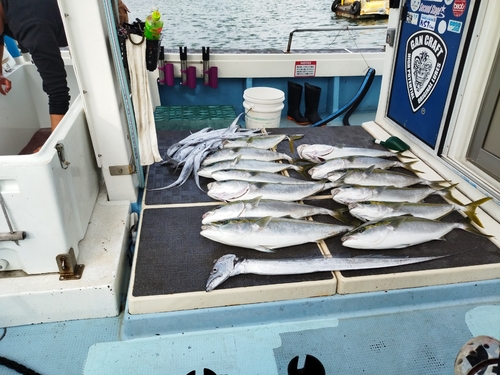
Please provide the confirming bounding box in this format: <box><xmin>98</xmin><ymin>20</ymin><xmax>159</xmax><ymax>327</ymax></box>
<box><xmin>243</xmin><ymin>87</ymin><xmax>285</xmax><ymax>128</ymax></box>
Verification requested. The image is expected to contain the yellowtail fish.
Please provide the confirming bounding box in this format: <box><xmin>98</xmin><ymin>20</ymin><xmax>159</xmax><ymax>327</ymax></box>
<box><xmin>210</xmin><ymin>169</ymin><xmax>317</xmax><ymax>185</ymax></box>
<box><xmin>201</xmin><ymin>197</ymin><xmax>347</xmax><ymax>224</ymax></box>
<box><xmin>337</xmin><ymin>167</ymin><xmax>449</xmax><ymax>188</ymax></box>
<box><xmin>200</xmin><ymin>216</ymin><xmax>353</xmax><ymax>252</ymax></box>
<box><xmin>207</xmin><ymin>180</ymin><xmax>336</xmax><ymax>202</ymax></box>
<box><xmin>197</xmin><ymin>157</ymin><xmax>302</xmax><ymax>178</ymax></box>
<box><xmin>223</xmin><ymin>134</ymin><xmax>303</xmax><ymax>153</ymax></box>
<box><xmin>308</xmin><ymin>156</ymin><xmax>420</xmax><ymax>180</ymax></box>
<box><xmin>347</xmin><ymin>198</ymin><xmax>492</xmax><ymax>227</ymax></box>
<box><xmin>331</xmin><ymin>184</ymin><xmax>460</xmax><ymax>205</ymax></box>
<box><xmin>297</xmin><ymin>144</ymin><xmax>397</xmax><ymax>162</ymax></box>
<box><xmin>202</xmin><ymin>147</ymin><xmax>293</xmax><ymax>166</ymax></box>
<box><xmin>341</xmin><ymin>216</ymin><xmax>491</xmax><ymax>250</ymax></box>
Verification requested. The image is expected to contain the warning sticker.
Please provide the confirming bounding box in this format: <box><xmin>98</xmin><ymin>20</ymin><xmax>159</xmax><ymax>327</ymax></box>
<box><xmin>294</xmin><ymin>61</ymin><xmax>317</xmax><ymax>77</ymax></box>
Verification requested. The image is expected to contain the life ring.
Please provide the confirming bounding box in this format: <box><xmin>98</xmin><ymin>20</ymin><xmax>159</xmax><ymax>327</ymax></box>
<box><xmin>350</xmin><ymin>1</ymin><xmax>361</xmax><ymax>15</ymax></box>
<box><xmin>331</xmin><ymin>0</ymin><xmax>341</xmax><ymax>12</ymax></box>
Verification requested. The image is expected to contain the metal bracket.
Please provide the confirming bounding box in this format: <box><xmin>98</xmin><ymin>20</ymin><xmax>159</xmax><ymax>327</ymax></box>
<box><xmin>109</xmin><ymin>164</ymin><xmax>136</xmax><ymax>176</ymax></box>
<box><xmin>56</xmin><ymin>248</ymin><xmax>84</xmax><ymax>281</ymax></box>
<box><xmin>386</xmin><ymin>28</ymin><xmax>396</xmax><ymax>47</ymax></box>
<box><xmin>55</xmin><ymin>142</ymin><xmax>71</xmax><ymax>169</ymax></box>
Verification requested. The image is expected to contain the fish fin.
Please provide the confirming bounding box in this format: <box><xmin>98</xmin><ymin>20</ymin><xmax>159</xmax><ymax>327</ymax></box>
<box><xmin>436</xmin><ymin>183</ymin><xmax>463</xmax><ymax>205</ymax></box>
<box><xmin>365</xmin><ymin>165</ymin><xmax>376</xmax><ymax>174</ymax></box>
<box><xmin>286</xmin><ymin>134</ymin><xmax>304</xmax><ymax>154</ymax></box>
<box><xmin>247</xmin><ymin>196</ymin><xmax>263</xmax><ymax>209</ymax></box>
<box><xmin>329</xmin><ymin>207</ymin><xmax>354</xmax><ymax>225</ymax></box>
<box><xmin>255</xmin><ymin>216</ymin><xmax>273</xmax><ymax>228</ymax></box>
<box><xmin>254</xmin><ymin>246</ymin><xmax>276</xmax><ymax>253</ymax></box>
<box><xmin>459</xmin><ymin>218</ymin><xmax>494</xmax><ymax>238</ymax></box>
<box><xmin>230</xmin><ymin>155</ymin><xmax>243</xmax><ymax>166</ymax></box>
<box><xmin>401</xmin><ymin>160</ymin><xmax>424</xmax><ymax>174</ymax></box>
<box><xmin>427</xmin><ymin>181</ymin><xmax>453</xmax><ymax>190</ymax></box>
<box><xmin>461</xmin><ymin>197</ymin><xmax>492</xmax><ymax>228</ymax></box>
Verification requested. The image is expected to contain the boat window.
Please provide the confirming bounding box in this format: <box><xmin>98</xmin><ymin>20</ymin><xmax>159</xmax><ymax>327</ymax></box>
<box><xmin>467</xmin><ymin>44</ymin><xmax>500</xmax><ymax>182</ymax></box>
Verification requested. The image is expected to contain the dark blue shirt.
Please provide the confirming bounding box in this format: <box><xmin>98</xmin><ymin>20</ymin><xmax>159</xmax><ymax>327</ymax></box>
<box><xmin>1</xmin><ymin>0</ymin><xmax>70</xmax><ymax>114</ymax></box>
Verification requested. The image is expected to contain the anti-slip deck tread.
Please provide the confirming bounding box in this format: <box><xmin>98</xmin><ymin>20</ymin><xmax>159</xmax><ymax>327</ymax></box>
<box><xmin>133</xmin><ymin>204</ymin><xmax>334</xmax><ymax>297</ymax></box>
<box><xmin>132</xmin><ymin>126</ymin><xmax>500</xmax><ymax>313</ymax></box>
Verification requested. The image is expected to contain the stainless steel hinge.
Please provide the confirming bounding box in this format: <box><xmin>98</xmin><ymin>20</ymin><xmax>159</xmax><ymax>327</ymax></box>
<box><xmin>55</xmin><ymin>142</ymin><xmax>71</xmax><ymax>169</ymax></box>
<box><xmin>56</xmin><ymin>248</ymin><xmax>84</xmax><ymax>281</ymax></box>
<box><xmin>109</xmin><ymin>164</ymin><xmax>136</xmax><ymax>176</ymax></box>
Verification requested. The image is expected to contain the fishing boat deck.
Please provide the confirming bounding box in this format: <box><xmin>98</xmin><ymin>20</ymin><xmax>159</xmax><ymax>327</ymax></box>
<box><xmin>1</xmin><ymin>125</ymin><xmax>499</xmax><ymax>375</ymax></box>
<box><xmin>130</xmin><ymin>125</ymin><xmax>500</xmax><ymax>316</ymax></box>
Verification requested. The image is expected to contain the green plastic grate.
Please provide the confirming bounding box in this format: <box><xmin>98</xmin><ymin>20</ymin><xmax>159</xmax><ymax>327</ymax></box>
<box><xmin>154</xmin><ymin>105</ymin><xmax>237</xmax><ymax>130</ymax></box>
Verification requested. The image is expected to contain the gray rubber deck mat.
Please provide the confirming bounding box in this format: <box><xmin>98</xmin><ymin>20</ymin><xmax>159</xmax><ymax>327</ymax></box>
<box><xmin>140</xmin><ymin>125</ymin><xmax>500</xmax><ymax>295</ymax></box>
<box><xmin>145</xmin><ymin>130</ymin><xmax>215</xmax><ymax>205</ymax></box>
<box><xmin>133</xmin><ymin>203</ymin><xmax>336</xmax><ymax>296</ymax></box>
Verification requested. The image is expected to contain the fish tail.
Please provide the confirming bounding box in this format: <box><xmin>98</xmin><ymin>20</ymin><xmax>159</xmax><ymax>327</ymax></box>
<box><xmin>427</xmin><ymin>181</ymin><xmax>453</xmax><ymax>190</ymax></box>
<box><xmin>461</xmin><ymin>197</ymin><xmax>492</xmax><ymax>228</ymax></box>
<box><xmin>401</xmin><ymin>160</ymin><xmax>423</xmax><ymax>174</ymax></box>
<box><xmin>329</xmin><ymin>208</ymin><xmax>351</xmax><ymax>224</ymax></box>
<box><xmin>286</xmin><ymin>135</ymin><xmax>304</xmax><ymax>154</ymax></box>
<box><xmin>436</xmin><ymin>183</ymin><xmax>464</xmax><ymax>205</ymax></box>
<box><xmin>459</xmin><ymin>219</ymin><xmax>494</xmax><ymax>239</ymax></box>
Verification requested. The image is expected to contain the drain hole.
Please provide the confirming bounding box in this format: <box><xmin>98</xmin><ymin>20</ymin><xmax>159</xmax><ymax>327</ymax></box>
<box><xmin>186</xmin><ymin>369</ymin><xmax>217</xmax><ymax>375</ymax></box>
<box><xmin>287</xmin><ymin>354</ymin><xmax>325</xmax><ymax>375</ymax></box>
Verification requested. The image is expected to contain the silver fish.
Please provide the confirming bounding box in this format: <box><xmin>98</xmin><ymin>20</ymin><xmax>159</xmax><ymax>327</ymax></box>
<box><xmin>207</xmin><ymin>180</ymin><xmax>336</xmax><ymax>202</ymax></box>
<box><xmin>202</xmin><ymin>147</ymin><xmax>293</xmax><ymax>166</ymax></box>
<box><xmin>200</xmin><ymin>216</ymin><xmax>353</xmax><ymax>252</ymax></box>
<box><xmin>298</xmin><ymin>144</ymin><xmax>397</xmax><ymax>162</ymax></box>
<box><xmin>197</xmin><ymin>157</ymin><xmax>302</xmax><ymax>178</ymax></box>
<box><xmin>150</xmin><ymin>142</ymin><xmax>209</xmax><ymax>191</ymax></box>
<box><xmin>223</xmin><ymin>134</ymin><xmax>303</xmax><ymax>153</ymax></box>
<box><xmin>206</xmin><ymin>253</ymin><xmax>446</xmax><ymax>291</ymax></box>
<box><xmin>166</xmin><ymin>113</ymin><xmax>258</xmax><ymax>157</ymax></box>
<box><xmin>201</xmin><ymin>196</ymin><xmax>346</xmax><ymax>224</ymax></box>
<box><xmin>308</xmin><ymin>156</ymin><xmax>419</xmax><ymax>180</ymax></box>
<box><xmin>210</xmin><ymin>169</ymin><xmax>317</xmax><ymax>185</ymax></box>
<box><xmin>331</xmin><ymin>184</ymin><xmax>459</xmax><ymax>205</ymax></box>
<box><xmin>338</xmin><ymin>167</ymin><xmax>449</xmax><ymax>188</ymax></box>
<box><xmin>347</xmin><ymin>197</ymin><xmax>492</xmax><ymax>227</ymax></box>
<box><xmin>341</xmin><ymin>216</ymin><xmax>491</xmax><ymax>250</ymax></box>
<box><xmin>156</xmin><ymin>114</ymin><xmax>262</xmax><ymax>191</ymax></box>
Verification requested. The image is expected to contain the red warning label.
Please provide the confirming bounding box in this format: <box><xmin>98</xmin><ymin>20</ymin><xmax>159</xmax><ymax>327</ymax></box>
<box><xmin>294</xmin><ymin>61</ymin><xmax>317</xmax><ymax>77</ymax></box>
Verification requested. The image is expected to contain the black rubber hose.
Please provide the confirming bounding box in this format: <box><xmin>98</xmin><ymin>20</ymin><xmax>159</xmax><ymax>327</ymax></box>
<box><xmin>343</xmin><ymin>67</ymin><xmax>376</xmax><ymax>125</ymax></box>
<box><xmin>0</xmin><ymin>356</ymin><xmax>43</xmax><ymax>375</ymax></box>
<box><xmin>311</xmin><ymin>67</ymin><xmax>376</xmax><ymax>127</ymax></box>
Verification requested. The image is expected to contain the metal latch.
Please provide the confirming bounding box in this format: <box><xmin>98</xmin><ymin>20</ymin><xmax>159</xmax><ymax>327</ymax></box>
<box><xmin>56</xmin><ymin>248</ymin><xmax>84</xmax><ymax>280</ymax></box>
<box><xmin>55</xmin><ymin>142</ymin><xmax>71</xmax><ymax>169</ymax></box>
<box><xmin>386</xmin><ymin>28</ymin><xmax>396</xmax><ymax>47</ymax></box>
<box><xmin>109</xmin><ymin>164</ymin><xmax>136</xmax><ymax>176</ymax></box>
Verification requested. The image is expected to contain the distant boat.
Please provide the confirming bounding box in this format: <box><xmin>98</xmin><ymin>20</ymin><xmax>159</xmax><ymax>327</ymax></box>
<box><xmin>331</xmin><ymin>0</ymin><xmax>389</xmax><ymax>18</ymax></box>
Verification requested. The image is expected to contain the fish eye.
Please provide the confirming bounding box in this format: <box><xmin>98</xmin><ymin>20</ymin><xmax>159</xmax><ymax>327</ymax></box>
<box><xmin>211</xmin><ymin>267</ymin><xmax>218</xmax><ymax>274</ymax></box>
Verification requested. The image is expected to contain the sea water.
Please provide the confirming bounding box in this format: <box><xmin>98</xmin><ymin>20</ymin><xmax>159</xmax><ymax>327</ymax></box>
<box><xmin>125</xmin><ymin>0</ymin><xmax>388</xmax><ymax>50</ymax></box>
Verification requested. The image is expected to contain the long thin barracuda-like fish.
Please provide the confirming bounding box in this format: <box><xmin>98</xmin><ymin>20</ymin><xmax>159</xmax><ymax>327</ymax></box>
<box><xmin>205</xmin><ymin>253</ymin><xmax>446</xmax><ymax>291</ymax></box>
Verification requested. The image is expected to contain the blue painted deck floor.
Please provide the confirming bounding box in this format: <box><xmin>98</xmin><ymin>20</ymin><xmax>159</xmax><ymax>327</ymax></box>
<box><xmin>0</xmin><ymin>280</ymin><xmax>499</xmax><ymax>375</ymax></box>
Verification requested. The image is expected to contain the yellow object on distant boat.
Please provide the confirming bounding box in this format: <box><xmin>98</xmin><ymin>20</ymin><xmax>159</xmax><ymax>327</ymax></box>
<box><xmin>331</xmin><ymin>0</ymin><xmax>389</xmax><ymax>18</ymax></box>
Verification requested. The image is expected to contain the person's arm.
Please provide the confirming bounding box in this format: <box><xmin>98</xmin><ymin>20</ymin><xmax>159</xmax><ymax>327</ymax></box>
<box><xmin>0</xmin><ymin>34</ymin><xmax>12</xmax><ymax>95</ymax></box>
<box><xmin>24</xmin><ymin>22</ymin><xmax>69</xmax><ymax>128</ymax></box>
